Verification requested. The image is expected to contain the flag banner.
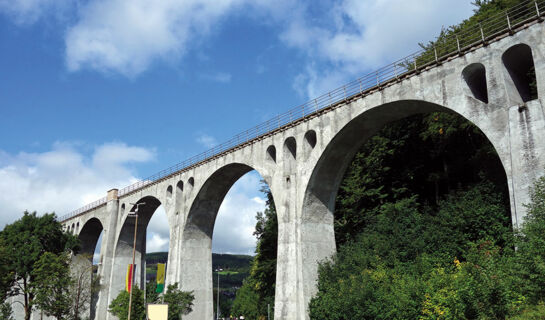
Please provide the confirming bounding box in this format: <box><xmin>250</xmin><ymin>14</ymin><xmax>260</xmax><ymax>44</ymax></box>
<box><xmin>126</xmin><ymin>264</ymin><xmax>135</xmax><ymax>292</ymax></box>
<box><xmin>156</xmin><ymin>263</ymin><xmax>165</xmax><ymax>293</ymax></box>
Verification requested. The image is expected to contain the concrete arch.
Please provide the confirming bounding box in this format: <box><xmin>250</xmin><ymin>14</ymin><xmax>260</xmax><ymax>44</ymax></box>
<box><xmin>300</xmin><ymin>99</ymin><xmax>511</xmax><ymax>311</ymax></box>
<box><xmin>304</xmin><ymin>99</ymin><xmax>510</xmax><ymax>223</ymax></box>
<box><xmin>109</xmin><ymin>196</ymin><xmax>163</xmax><ymax>300</ymax></box>
<box><xmin>78</xmin><ymin>217</ymin><xmax>104</xmax><ymax>259</ymax></box>
<box><xmin>180</xmin><ymin>162</ymin><xmax>275</xmax><ymax>320</ymax></box>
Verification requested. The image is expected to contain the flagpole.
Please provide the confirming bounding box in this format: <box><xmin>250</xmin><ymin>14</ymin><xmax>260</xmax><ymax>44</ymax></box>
<box><xmin>128</xmin><ymin>202</ymin><xmax>145</xmax><ymax>320</ymax></box>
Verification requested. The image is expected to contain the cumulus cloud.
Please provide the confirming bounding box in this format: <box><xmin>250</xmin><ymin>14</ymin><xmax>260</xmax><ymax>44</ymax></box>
<box><xmin>0</xmin><ymin>141</ymin><xmax>155</xmax><ymax>228</ymax></box>
<box><xmin>280</xmin><ymin>0</ymin><xmax>475</xmax><ymax>98</ymax></box>
<box><xmin>147</xmin><ymin>232</ymin><xmax>169</xmax><ymax>253</ymax></box>
<box><xmin>212</xmin><ymin>171</ymin><xmax>266</xmax><ymax>254</ymax></box>
<box><xmin>2</xmin><ymin>0</ymin><xmax>475</xmax><ymax>88</ymax></box>
<box><xmin>65</xmin><ymin>0</ymin><xmax>248</xmax><ymax>76</ymax></box>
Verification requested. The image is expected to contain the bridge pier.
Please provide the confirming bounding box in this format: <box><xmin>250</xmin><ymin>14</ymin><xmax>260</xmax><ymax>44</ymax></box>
<box><xmin>507</xmin><ymin>99</ymin><xmax>545</xmax><ymax>227</ymax></box>
<box><xmin>97</xmin><ymin>191</ymin><xmax>120</xmax><ymax>320</ymax></box>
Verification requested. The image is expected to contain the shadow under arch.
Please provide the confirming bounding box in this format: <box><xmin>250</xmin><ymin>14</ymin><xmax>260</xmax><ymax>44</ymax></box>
<box><xmin>78</xmin><ymin>217</ymin><xmax>104</xmax><ymax>259</ymax></box>
<box><xmin>74</xmin><ymin>217</ymin><xmax>105</xmax><ymax>319</ymax></box>
<box><xmin>180</xmin><ymin>162</ymin><xmax>274</xmax><ymax>320</ymax></box>
<box><xmin>110</xmin><ymin>196</ymin><xmax>162</xmax><ymax>298</ymax></box>
<box><xmin>303</xmin><ymin>99</ymin><xmax>510</xmax><ymax>224</ymax></box>
<box><xmin>300</xmin><ymin>99</ymin><xmax>511</xmax><ymax>303</ymax></box>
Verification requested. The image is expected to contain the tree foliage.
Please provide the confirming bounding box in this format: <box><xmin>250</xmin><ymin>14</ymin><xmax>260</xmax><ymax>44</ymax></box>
<box><xmin>0</xmin><ymin>211</ymin><xmax>79</xmax><ymax>320</ymax></box>
<box><xmin>334</xmin><ymin>112</ymin><xmax>508</xmax><ymax>247</ymax></box>
<box><xmin>309</xmin><ymin>182</ymin><xmax>519</xmax><ymax>319</ymax></box>
<box><xmin>0</xmin><ymin>302</ymin><xmax>14</xmax><ymax>320</ymax></box>
<box><xmin>515</xmin><ymin>175</ymin><xmax>545</xmax><ymax>305</ymax></box>
<box><xmin>108</xmin><ymin>288</ymin><xmax>146</xmax><ymax>320</ymax></box>
<box><xmin>162</xmin><ymin>283</ymin><xmax>194</xmax><ymax>320</ymax></box>
<box><xmin>145</xmin><ymin>282</ymin><xmax>194</xmax><ymax>320</ymax></box>
<box><xmin>231</xmin><ymin>183</ymin><xmax>277</xmax><ymax>319</ymax></box>
<box><xmin>31</xmin><ymin>252</ymin><xmax>73</xmax><ymax>320</ymax></box>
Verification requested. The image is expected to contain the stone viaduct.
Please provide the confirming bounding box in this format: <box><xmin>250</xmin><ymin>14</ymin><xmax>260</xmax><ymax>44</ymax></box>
<box><xmin>59</xmin><ymin>6</ymin><xmax>545</xmax><ymax>320</ymax></box>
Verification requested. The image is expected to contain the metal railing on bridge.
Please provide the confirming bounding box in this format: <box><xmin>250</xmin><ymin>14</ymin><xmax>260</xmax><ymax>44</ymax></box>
<box><xmin>59</xmin><ymin>0</ymin><xmax>545</xmax><ymax>222</ymax></box>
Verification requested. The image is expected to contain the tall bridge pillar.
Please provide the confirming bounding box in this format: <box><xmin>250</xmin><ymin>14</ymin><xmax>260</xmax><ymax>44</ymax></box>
<box><xmin>507</xmin><ymin>99</ymin><xmax>545</xmax><ymax>227</ymax></box>
<box><xmin>97</xmin><ymin>189</ymin><xmax>120</xmax><ymax>319</ymax></box>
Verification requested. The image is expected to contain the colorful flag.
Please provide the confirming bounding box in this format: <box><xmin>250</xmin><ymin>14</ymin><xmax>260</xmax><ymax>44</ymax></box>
<box><xmin>126</xmin><ymin>264</ymin><xmax>135</xmax><ymax>292</ymax></box>
<box><xmin>156</xmin><ymin>263</ymin><xmax>166</xmax><ymax>293</ymax></box>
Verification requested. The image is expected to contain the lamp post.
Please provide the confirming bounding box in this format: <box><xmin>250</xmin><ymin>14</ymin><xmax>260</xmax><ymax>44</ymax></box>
<box><xmin>127</xmin><ymin>202</ymin><xmax>146</xmax><ymax>320</ymax></box>
<box><xmin>215</xmin><ymin>268</ymin><xmax>222</xmax><ymax>320</ymax></box>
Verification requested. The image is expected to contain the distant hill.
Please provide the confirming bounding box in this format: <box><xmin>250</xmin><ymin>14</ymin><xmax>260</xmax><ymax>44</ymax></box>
<box><xmin>145</xmin><ymin>252</ymin><xmax>253</xmax><ymax>270</ymax></box>
<box><xmin>145</xmin><ymin>252</ymin><xmax>253</xmax><ymax>285</ymax></box>
<box><xmin>145</xmin><ymin>252</ymin><xmax>254</xmax><ymax>315</ymax></box>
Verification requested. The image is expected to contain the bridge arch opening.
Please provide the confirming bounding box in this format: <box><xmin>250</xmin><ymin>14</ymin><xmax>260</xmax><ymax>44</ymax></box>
<box><xmin>303</xmin><ymin>130</ymin><xmax>317</xmax><ymax>160</ymax></box>
<box><xmin>110</xmin><ymin>196</ymin><xmax>171</xmax><ymax>304</ymax></box>
<box><xmin>181</xmin><ymin>163</ymin><xmax>276</xmax><ymax>319</ymax></box>
<box><xmin>175</xmin><ymin>180</ymin><xmax>184</xmax><ymax>212</ymax></box>
<box><xmin>502</xmin><ymin>43</ymin><xmax>538</xmax><ymax>102</ymax></box>
<box><xmin>284</xmin><ymin>137</ymin><xmax>297</xmax><ymax>160</ymax></box>
<box><xmin>266</xmin><ymin>145</ymin><xmax>277</xmax><ymax>163</ymax></box>
<box><xmin>78</xmin><ymin>218</ymin><xmax>104</xmax><ymax>260</ymax></box>
<box><xmin>301</xmin><ymin>99</ymin><xmax>512</xmax><ymax>303</ymax></box>
<box><xmin>75</xmin><ymin>217</ymin><xmax>104</xmax><ymax>319</ymax></box>
<box><xmin>462</xmin><ymin>63</ymin><xmax>488</xmax><ymax>103</ymax></box>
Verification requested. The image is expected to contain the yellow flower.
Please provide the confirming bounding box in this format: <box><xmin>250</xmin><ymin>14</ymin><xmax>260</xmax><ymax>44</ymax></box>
<box><xmin>454</xmin><ymin>258</ymin><xmax>461</xmax><ymax>268</ymax></box>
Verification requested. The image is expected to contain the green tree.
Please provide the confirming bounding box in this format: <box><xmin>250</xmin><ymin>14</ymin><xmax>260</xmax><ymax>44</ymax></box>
<box><xmin>334</xmin><ymin>113</ymin><xmax>508</xmax><ymax>247</ymax></box>
<box><xmin>516</xmin><ymin>175</ymin><xmax>545</xmax><ymax>304</ymax></box>
<box><xmin>0</xmin><ymin>302</ymin><xmax>14</xmax><ymax>320</ymax></box>
<box><xmin>31</xmin><ymin>252</ymin><xmax>72</xmax><ymax>320</ymax></box>
<box><xmin>162</xmin><ymin>283</ymin><xmax>194</xmax><ymax>320</ymax></box>
<box><xmin>146</xmin><ymin>280</ymin><xmax>159</xmax><ymax>304</ymax></box>
<box><xmin>0</xmin><ymin>211</ymin><xmax>79</xmax><ymax>320</ymax></box>
<box><xmin>0</xmin><ymin>238</ymin><xmax>14</xmax><ymax>302</ymax></box>
<box><xmin>108</xmin><ymin>288</ymin><xmax>146</xmax><ymax>320</ymax></box>
<box><xmin>231</xmin><ymin>278</ymin><xmax>260</xmax><ymax>319</ymax></box>
<box><xmin>231</xmin><ymin>183</ymin><xmax>277</xmax><ymax>318</ymax></box>
<box><xmin>309</xmin><ymin>181</ymin><xmax>515</xmax><ymax>319</ymax></box>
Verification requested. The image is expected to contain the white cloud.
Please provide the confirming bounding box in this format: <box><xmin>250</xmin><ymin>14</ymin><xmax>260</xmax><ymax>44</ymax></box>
<box><xmin>280</xmin><ymin>0</ymin><xmax>475</xmax><ymax>98</ymax></box>
<box><xmin>212</xmin><ymin>171</ymin><xmax>266</xmax><ymax>254</ymax></box>
<box><xmin>0</xmin><ymin>143</ymin><xmax>265</xmax><ymax>254</ymax></box>
<box><xmin>0</xmin><ymin>142</ymin><xmax>156</xmax><ymax>229</ymax></box>
<box><xmin>146</xmin><ymin>205</ymin><xmax>170</xmax><ymax>253</ymax></box>
<box><xmin>65</xmin><ymin>0</ymin><xmax>248</xmax><ymax>77</ymax></box>
<box><xmin>2</xmin><ymin>0</ymin><xmax>475</xmax><ymax>87</ymax></box>
<box><xmin>196</xmin><ymin>134</ymin><xmax>218</xmax><ymax>149</ymax></box>
<box><xmin>147</xmin><ymin>232</ymin><xmax>169</xmax><ymax>253</ymax></box>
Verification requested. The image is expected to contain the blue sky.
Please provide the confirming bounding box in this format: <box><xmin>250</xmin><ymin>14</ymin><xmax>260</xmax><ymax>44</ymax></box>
<box><xmin>0</xmin><ymin>0</ymin><xmax>475</xmax><ymax>254</ymax></box>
